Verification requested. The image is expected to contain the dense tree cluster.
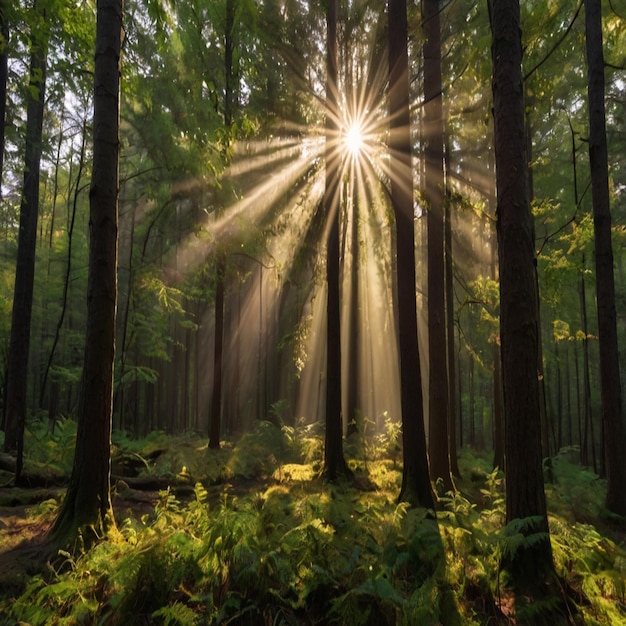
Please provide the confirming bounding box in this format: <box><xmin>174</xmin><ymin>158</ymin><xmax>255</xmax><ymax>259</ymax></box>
<box><xmin>0</xmin><ymin>0</ymin><xmax>624</xmax><ymax>606</ymax></box>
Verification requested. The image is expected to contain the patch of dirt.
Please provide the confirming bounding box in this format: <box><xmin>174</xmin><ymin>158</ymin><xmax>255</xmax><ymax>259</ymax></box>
<box><xmin>0</xmin><ymin>503</ymin><xmax>55</xmax><ymax>598</ymax></box>
<box><xmin>0</xmin><ymin>486</ymin><xmax>165</xmax><ymax>598</ymax></box>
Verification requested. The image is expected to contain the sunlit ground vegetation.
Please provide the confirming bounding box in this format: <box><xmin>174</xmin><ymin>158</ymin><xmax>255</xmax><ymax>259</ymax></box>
<box><xmin>0</xmin><ymin>420</ymin><xmax>624</xmax><ymax>625</ymax></box>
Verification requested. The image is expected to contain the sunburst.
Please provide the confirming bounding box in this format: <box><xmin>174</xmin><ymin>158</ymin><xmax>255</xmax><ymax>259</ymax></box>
<box><xmin>344</xmin><ymin>120</ymin><xmax>365</xmax><ymax>158</ymax></box>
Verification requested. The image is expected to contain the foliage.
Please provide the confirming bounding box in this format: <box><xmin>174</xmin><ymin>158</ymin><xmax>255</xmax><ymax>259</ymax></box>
<box><xmin>2</xmin><ymin>436</ymin><xmax>625</xmax><ymax>625</ymax></box>
<box><xmin>6</xmin><ymin>416</ymin><xmax>79</xmax><ymax>480</ymax></box>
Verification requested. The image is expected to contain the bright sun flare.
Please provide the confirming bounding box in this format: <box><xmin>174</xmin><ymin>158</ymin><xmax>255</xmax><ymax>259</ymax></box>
<box><xmin>344</xmin><ymin>121</ymin><xmax>364</xmax><ymax>158</ymax></box>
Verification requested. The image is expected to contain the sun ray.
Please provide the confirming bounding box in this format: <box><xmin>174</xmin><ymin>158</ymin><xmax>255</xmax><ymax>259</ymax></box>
<box><xmin>158</xmin><ymin>15</ymin><xmax>424</xmax><ymax>435</ymax></box>
<box><xmin>344</xmin><ymin>120</ymin><xmax>365</xmax><ymax>158</ymax></box>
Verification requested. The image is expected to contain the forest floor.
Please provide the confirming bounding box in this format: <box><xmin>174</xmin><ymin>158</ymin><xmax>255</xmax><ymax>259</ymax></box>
<box><xmin>0</xmin><ymin>488</ymin><xmax>156</xmax><ymax>587</ymax></box>
<box><xmin>0</xmin><ymin>423</ymin><xmax>625</xmax><ymax>625</ymax></box>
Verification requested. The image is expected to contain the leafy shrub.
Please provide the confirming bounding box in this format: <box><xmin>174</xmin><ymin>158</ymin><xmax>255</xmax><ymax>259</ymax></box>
<box><xmin>2</xmin><ymin>444</ymin><xmax>626</xmax><ymax>626</ymax></box>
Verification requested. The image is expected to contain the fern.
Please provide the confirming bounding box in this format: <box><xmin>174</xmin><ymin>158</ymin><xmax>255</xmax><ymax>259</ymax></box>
<box><xmin>152</xmin><ymin>602</ymin><xmax>200</xmax><ymax>625</ymax></box>
<box><xmin>4</xmin><ymin>446</ymin><xmax>626</xmax><ymax>625</ymax></box>
<box><xmin>497</xmin><ymin>515</ymin><xmax>551</xmax><ymax>581</ymax></box>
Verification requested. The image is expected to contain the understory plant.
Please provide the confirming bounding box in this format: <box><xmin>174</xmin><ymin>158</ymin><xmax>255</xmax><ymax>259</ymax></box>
<box><xmin>1</xmin><ymin>431</ymin><xmax>625</xmax><ymax>625</ymax></box>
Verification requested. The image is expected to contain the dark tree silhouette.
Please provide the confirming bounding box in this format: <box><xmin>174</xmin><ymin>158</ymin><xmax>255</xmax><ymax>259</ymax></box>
<box><xmin>323</xmin><ymin>0</ymin><xmax>350</xmax><ymax>481</ymax></box>
<box><xmin>583</xmin><ymin>0</ymin><xmax>626</xmax><ymax>516</ymax></box>
<box><xmin>489</xmin><ymin>0</ymin><xmax>553</xmax><ymax>581</ymax></box>
<box><xmin>3</xmin><ymin>1</ymin><xmax>48</xmax><ymax>484</ymax></box>
<box><xmin>51</xmin><ymin>0</ymin><xmax>122</xmax><ymax>547</ymax></box>
<box><xmin>423</xmin><ymin>0</ymin><xmax>453</xmax><ymax>493</ymax></box>
<box><xmin>388</xmin><ymin>0</ymin><xmax>434</xmax><ymax>510</ymax></box>
<box><xmin>0</xmin><ymin>0</ymin><xmax>8</xmax><ymax>199</ymax></box>
<box><xmin>209</xmin><ymin>252</ymin><xmax>225</xmax><ymax>449</ymax></box>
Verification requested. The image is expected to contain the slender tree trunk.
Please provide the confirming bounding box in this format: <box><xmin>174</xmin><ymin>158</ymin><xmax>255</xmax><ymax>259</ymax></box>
<box><xmin>346</xmin><ymin>182</ymin><xmax>360</xmax><ymax>438</ymax></box>
<box><xmin>323</xmin><ymin>0</ymin><xmax>350</xmax><ymax>481</ymax></box>
<box><xmin>256</xmin><ymin>269</ymin><xmax>262</xmax><ymax>420</ymax></box>
<box><xmin>112</xmin><ymin>197</ymin><xmax>136</xmax><ymax>432</ymax></box>
<box><xmin>40</xmin><ymin>119</ymin><xmax>87</xmax><ymax>408</ymax></box>
<box><xmin>224</xmin><ymin>0</ymin><xmax>235</xmax><ymax>128</ymax></box>
<box><xmin>39</xmin><ymin>99</ymin><xmax>67</xmax><ymax>418</ymax></box>
<box><xmin>565</xmin><ymin>342</ymin><xmax>572</xmax><ymax>447</ymax></box>
<box><xmin>389</xmin><ymin>0</ymin><xmax>434</xmax><ymax>510</ymax></box>
<box><xmin>183</xmin><ymin>312</ymin><xmax>191</xmax><ymax>431</ymax></box>
<box><xmin>209</xmin><ymin>253</ymin><xmax>225</xmax><ymax>448</ymax></box>
<box><xmin>4</xmin><ymin>6</ymin><xmax>48</xmax><ymax>483</ymax></box>
<box><xmin>468</xmin><ymin>353</ymin><xmax>475</xmax><ymax>447</ymax></box>
<box><xmin>208</xmin><ymin>0</ymin><xmax>237</xmax><ymax>446</ymax></box>
<box><xmin>579</xmin><ymin>261</ymin><xmax>595</xmax><ymax>469</ymax></box>
<box><xmin>490</xmin><ymin>218</ymin><xmax>505</xmax><ymax>470</ymax></box>
<box><xmin>555</xmin><ymin>340</ymin><xmax>563</xmax><ymax>451</ymax></box>
<box><xmin>490</xmin><ymin>0</ymin><xmax>553</xmax><ymax>583</ymax></box>
<box><xmin>0</xmin><ymin>0</ymin><xmax>8</xmax><ymax>199</ymax></box>
<box><xmin>444</xmin><ymin>143</ymin><xmax>460</xmax><ymax>478</ymax></box>
<box><xmin>45</xmin><ymin>97</ymin><xmax>65</xmax><ymax>252</ymax></box>
<box><xmin>51</xmin><ymin>0</ymin><xmax>122</xmax><ymax>547</ymax></box>
<box><xmin>423</xmin><ymin>0</ymin><xmax>453</xmax><ymax>492</ymax></box>
<box><xmin>525</xmin><ymin>107</ymin><xmax>552</xmax><ymax>465</ymax></box>
<box><xmin>234</xmin><ymin>282</ymin><xmax>241</xmax><ymax>429</ymax></box>
<box><xmin>190</xmin><ymin>304</ymin><xmax>197</xmax><ymax>431</ymax></box>
<box><xmin>584</xmin><ymin>0</ymin><xmax>626</xmax><ymax>515</ymax></box>
<box><xmin>457</xmin><ymin>347</ymin><xmax>463</xmax><ymax>448</ymax></box>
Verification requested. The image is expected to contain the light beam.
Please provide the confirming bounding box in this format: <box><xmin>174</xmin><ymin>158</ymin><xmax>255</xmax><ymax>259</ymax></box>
<box><xmin>344</xmin><ymin>121</ymin><xmax>365</xmax><ymax>158</ymax></box>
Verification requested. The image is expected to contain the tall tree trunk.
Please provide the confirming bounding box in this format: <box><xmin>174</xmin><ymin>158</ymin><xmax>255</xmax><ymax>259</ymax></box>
<box><xmin>40</xmin><ymin>119</ymin><xmax>87</xmax><ymax>408</ymax></box>
<box><xmin>489</xmin><ymin>0</ymin><xmax>553</xmax><ymax>584</ymax></box>
<box><xmin>323</xmin><ymin>0</ymin><xmax>350</xmax><ymax>481</ymax></box>
<box><xmin>209</xmin><ymin>0</ymin><xmax>237</xmax><ymax>448</ymax></box>
<box><xmin>584</xmin><ymin>0</ymin><xmax>626</xmax><ymax>516</ymax></box>
<box><xmin>39</xmin><ymin>98</ymin><xmax>66</xmax><ymax>420</ymax></box>
<box><xmin>224</xmin><ymin>0</ymin><xmax>235</xmax><ymax>128</ymax></box>
<box><xmin>389</xmin><ymin>0</ymin><xmax>434</xmax><ymax>510</ymax></box>
<box><xmin>0</xmin><ymin>0</ymin><xmax>8</xmax><ymax>200</ymax></box>
<box><xmin>423</xmin><ymin>0</ymin><xmax>453</xmax><ymax>492</ymax></box>
<box><xmin>457</xmin><ymin>346</ymin><xmax>463</xmax><ymax>448</ymax></box>
<box><xmin>112</xmin><ymin>195</ymin><xmax>136</xmax><ymax>432</ymax></box>
<box><xmin>4</xmin><ymin>4</ymin><xmax>48</xmax><ymax>483</ymax></box>
<box><xmin>468</xmin><ymin>353</ymin><xmax>475</xmax><ymax>447</ymax></box>
<box><xmin>443</xmin><ymin>142</ymin><xmax>460</xmax><ymax>478</ymax></box>
<box><xmin>525</xmin><ymin>111</ymin><xmax>551</xmax><ymax>463</ymax></box>
<box><xmin>256</xmin><ymin>266</ymin><xmax>265</xmax><ymax>421</ymax></box>
<box><xmin>346</xmin><ymin>182</ymin><xmax>360</xmax><ymax>438</ymax></box>
<box><xmin>565</xmin><ymin>342</ymin><xmax>573</xmax><ymax>447</ymax></box>
<box><xmin>579</xmin><ymin>258</ymin><xmax>597</xmax><ymax>470</ymax></box>
<box><xmin>51</xmin><ymin>0</ymin><xmax>122</xmax><ymax>547</ymax></box>
<box><xmin>490</xmin><ymin>218</ymin><xmax>505</xmax><ymax>470</ymax></box>
<box><xmin>208</xmin><ymin>0</ymin><xmax>236</xmax><ymax>446</ymax></box>
<box><xmin>209</xmin><ymin>253</ymin><xmax>225</xmax><ymax>449</ymax></box>
<box><xmin>555</xmin><ymin>339</ymin><xmax>563</xmax><ymax>451</ymax></box>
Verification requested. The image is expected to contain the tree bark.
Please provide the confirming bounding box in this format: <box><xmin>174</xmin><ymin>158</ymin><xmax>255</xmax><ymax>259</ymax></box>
<box><xmin>50</xmin><ymin>0</ymin><xmax>122</xmax><ymax>548</ymax></box>
<box><xmin>0</xmin><ymin>0</ymin><xmax>9</xmax><ymax>200</ymax></box>
<box><xmin>209</xmin><ymin>0</ymin><xmax>237</xmax><ymax>448</ymax></box>
<box><xmin>323</xmin><ymin>0</ymin><xmax>350</xmax><ymax>482</ymax></box>
<box><xmin>490</xmin><ymin>0</ymin><xmax>553</xmax><ymax>582</ymax></box>
<box><xmin>209</xmin><ymin>253</ymin><xmax>225</xmax><ymax>449</ymax></box>
<box><xmin>444</xmin><ymin>141</ymin><xmax>460</xmax><ymax>479</ymax></box>
<box><xmin>389</xmin><ymin>0</ymin><xmax>434</xmax><ymax>510</ymax></box>
<box><xmin>579</xmin><ymin>260</ymin><xmax>596</xmax><ymax>470</ymax></box>
<box><xmin>346</xmin><ymin>182</ymin><xmax>360</xmax><ymax>437</ymax></box>
<box><xmin>490</xmin><ymin>213</ymin><xmax>505</xmax><ymax>471</ymax></box>
<box><xmin>583</xmin><ymin>0</ymin><xmax>626</xmax><ymax>516</ymax></box>
<box><xmin>423</xmin><ymin>0</ymin><xmax>453</xmax><ymax>492</ymax></box>
<box><xmin>4</xmin><ymin>3</ymin><xmax>48</xmax><ymax>483</ymax></box>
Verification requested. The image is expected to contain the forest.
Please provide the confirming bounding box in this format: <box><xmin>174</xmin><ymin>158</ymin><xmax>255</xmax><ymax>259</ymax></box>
<box><xmin>0</xmin><ymin>0</ymin><xmax>625</xmax><ymax>623</ymax></box>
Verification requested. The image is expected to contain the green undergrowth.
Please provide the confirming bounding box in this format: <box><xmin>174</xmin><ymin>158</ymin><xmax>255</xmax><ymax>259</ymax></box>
<box><xmin>0</xmin><ymin>424</ymin><xmax>624</xmax><ymax>625</ymax></box>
